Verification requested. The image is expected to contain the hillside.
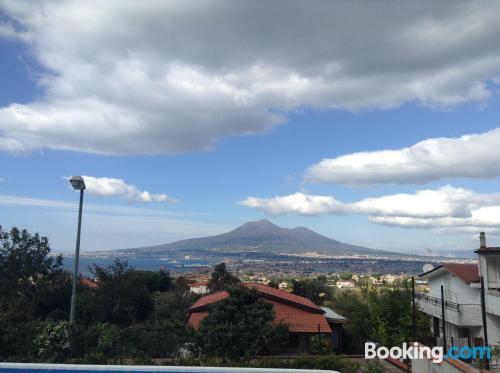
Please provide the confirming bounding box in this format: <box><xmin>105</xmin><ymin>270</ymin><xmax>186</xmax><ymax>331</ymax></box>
<box><xmin>120</xmin><ymin>220</ymin><xmax>399</xmax><ymax>257</ymax></box>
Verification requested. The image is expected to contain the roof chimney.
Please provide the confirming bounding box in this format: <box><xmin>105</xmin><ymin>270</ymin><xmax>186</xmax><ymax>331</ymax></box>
<box><xmin>480</xmin><ymin>232</ymin><xmax>487</xmax><ymax>249</ymax></box>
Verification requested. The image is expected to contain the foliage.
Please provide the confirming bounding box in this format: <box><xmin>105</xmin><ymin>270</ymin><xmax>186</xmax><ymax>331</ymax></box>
<box><xmin>207</xmin><ymin>262</ymin><xmax>240</xmax><ymax>292</ymax></box>
<box><xmin>330</xmin><ymin>286</ymin><xmax>432</xmax><ymax>353</ymax></box>
<box><xmin>172</xmin><ymin>275</ymin><xmax>191</xmax><ymax>295</ymax></box>
<box><xmin>309</xmin><ymin>334</ymin><xmax>333</xmax><ymax>355</ymax></box>
<box><xmin>153</xmin><ymin>289</ymin><xmax>198</xmax><ymax>322</ymax></box>
<box><xmin>0</xmin><ymin>225</ymin><xmax>68</xmax><ymax>321</ymax></box>
<box><xmin>0</xmin><ymin>226</ymin><xmax>430</xmax><ymax>366</ymax></box>
<box><xmin>127</xmin><ymin>269</ymin><xmax>173</xmax><ymax>292</ymax></box>
<box><xmin>0</xmin><ymin>320</ymin><xmax>40</xmax><ymax>361</ymax></box>
<box><xmin>0</xmin><ymin>226</ymin><xmax>199</xmax><ymax>364</ymax></box>
<box><xmin>340</xmin><ymin>272</ymin><xmax>353</xmax><ymax>280</ymax></box>
<box><xmin>131</xmin><ymin>319</ymin><xmax>193</xmax><ymax>358</ymax></box>
<box><xmin>34</xmin><ymin>321</ymin><xmax>73</xmax><ymax>363</ymax></box>
<box><xmin>292</xmin><ymin>275</ymin><xmax>333</xmax><ymax>304</ymax></box>
<box><xmin>267</xmin><ymin>279</ymin><xmax>279</xmax><ymax>288</ymax></box>
<box><xmin>197</xmin><ymin>286</ymin><xmax>288</xmax><ymax>360</ymax></box>
<box><xmin>363</xmin><ymin>361</ymin><xmax>385</xmax><ymax>373</ymax></box>
<box><xmin>88</xmin><ymin>259</ymin><xmax>153</xmax><ymax>325</ymax></box>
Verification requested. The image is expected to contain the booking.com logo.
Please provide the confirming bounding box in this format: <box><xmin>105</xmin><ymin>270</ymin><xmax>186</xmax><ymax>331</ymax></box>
<box><xmin>365</xmin><ymin>342</ymin><xmax>491</xmax><ymax>364</ymax></box>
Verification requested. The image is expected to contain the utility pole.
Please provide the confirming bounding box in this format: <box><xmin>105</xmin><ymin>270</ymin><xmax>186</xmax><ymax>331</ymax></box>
<box><xmin>441</xmin><ymin>285</ymin><xmax>447</xmax><ymax>351</ymax></box>
<box><xmin>412</xmin><ymin>277</ymin><xmax>417</xmax><ymax>341</ymax></box>
<box><xmin>480</xmin><ymin>276</ymin><xmax>489</xmax><ymax>370</ymax></box>
<box><xmin>318</xmin><ymin>323</ymin><xmax>322</xmax><ymax>355</ymax></box>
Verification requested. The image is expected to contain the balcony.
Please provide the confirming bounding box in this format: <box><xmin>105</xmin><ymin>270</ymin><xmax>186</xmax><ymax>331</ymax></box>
<box><xmin>486</xmin><ymin>291</ymin><xmax>500</xmax><ymax>317</ymax></box>
<box><xmin>415</xmin><ymin>292</ymin><xmax>460</xmax><ymax>311</ymax></box>
<box><xmin>415</xmin><ymin>292</ymin><xmax>482</xmax><ymax>327</ymax></box>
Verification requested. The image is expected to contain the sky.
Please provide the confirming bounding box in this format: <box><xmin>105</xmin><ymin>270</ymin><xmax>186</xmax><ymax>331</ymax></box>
<box><xmin>1</xmin><ymin>1</ymin><xmax>500</xmax><ymax>253</ymax></box>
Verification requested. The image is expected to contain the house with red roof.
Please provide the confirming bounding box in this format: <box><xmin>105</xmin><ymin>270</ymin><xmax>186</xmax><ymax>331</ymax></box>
<box><xmin>417</xmin><ymin>233</ymin><xmax>500</xmax><ymax>347</ymax></box>
<box><xmin>187</xmin><ymin>282</ymin><xmax>338</xmax><ymax>353</ymax></box>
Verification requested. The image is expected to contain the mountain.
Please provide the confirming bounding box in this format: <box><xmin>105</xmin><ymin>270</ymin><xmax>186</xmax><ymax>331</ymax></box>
<box><xmin>120</xmin><ymin>219</ymin><xmax>399</xmax><ymax>257</ymax></box>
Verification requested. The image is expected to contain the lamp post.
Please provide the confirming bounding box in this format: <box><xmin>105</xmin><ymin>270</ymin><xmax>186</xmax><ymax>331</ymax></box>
<box><xmin>69</xmin><ymin>175</ymin><xmax>86</xmax><ymax>325</ymax></box>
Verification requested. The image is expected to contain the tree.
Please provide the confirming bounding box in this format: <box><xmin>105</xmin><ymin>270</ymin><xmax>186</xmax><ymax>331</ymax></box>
<box><xmin>88</xmin><ymin>259</ymin><xmax>153</xmax><ymax>326</ymax></box>
<box><xmin>207</xmin><ymin>262</ymin><xmax>240</xmax><ymax>292</ymax></box>
<box><xmin>197</xmin><ymin>286</ymin><xmax>288</xmax><ymax>360</ymax></box>
<box><xmin>340</xmin><ymin>272</ymin><xmax>353</xmax><ymax>280</ymax></box>
<box><xmin>127</xmin><ymin>269</ymin><xmax>172</xmax><ymax>293</ymax></box>
<box><xmin>268</xmin><ymin>279</ymin><xmax>279</xmax><ymax>289</ymax></box>
<box><xmin>292</xmin><ymin>276</ymin><xmax>332</xmax><ymax>305</ymax></box>
<box><xmin>0</xmin><ymin>226</ymin><xmax>68</xmax><ymax>321</ymax></box>
<box><xmin>330</xmin><ymin>285</ymin><xmax>432</xmax><ymax>353</ymax></box>
<box><xmin>173</xmin><ymin>275</ymin><xmax>191</xmax><ymax>295</ymax></box>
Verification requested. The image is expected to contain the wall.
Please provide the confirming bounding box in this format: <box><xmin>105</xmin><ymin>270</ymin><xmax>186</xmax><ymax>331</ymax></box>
<box><xmin>428</xmin><ymin>272</ymin><xmax>480</xmax><ymax>305</ymax></box>
<box><xmin>412</xmin><ymin>356</ymin><xmax>481</xmax><ymax>373</ymax></box>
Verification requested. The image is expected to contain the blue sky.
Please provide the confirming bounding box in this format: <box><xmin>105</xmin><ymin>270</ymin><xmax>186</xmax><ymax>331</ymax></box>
<box><xmin>1</xmin><ymin>1</ymin><xmax>500</xmax><ymax>253</ymax></box>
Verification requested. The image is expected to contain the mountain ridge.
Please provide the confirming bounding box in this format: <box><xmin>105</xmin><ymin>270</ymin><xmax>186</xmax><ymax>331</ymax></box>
<box><xmin>117</xmin><ymin>219</ymin><xmax>401</xmax><ymax>257</ymax></box>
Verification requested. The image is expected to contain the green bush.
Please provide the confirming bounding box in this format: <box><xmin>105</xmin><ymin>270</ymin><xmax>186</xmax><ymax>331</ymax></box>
<box><xmin>309</xmin><ymin>334</ymin><xmax>334</xmax><ymax>355</ymax></box>
<box><xmin>34</xmin><ymin>321</ymin><xmax>72</xmax><ymax>363</ymax></box>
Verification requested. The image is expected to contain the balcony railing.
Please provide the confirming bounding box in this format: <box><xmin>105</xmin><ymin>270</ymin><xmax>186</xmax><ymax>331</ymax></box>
<box><xmin>415</xmin><ymin>292</ymin><xmax>460</xmax><ymax>311</ymax></box>
<box><xmin>436</xmin><ymin>336</ymin><xmax>484</xmax><ymax>349</ymax></box>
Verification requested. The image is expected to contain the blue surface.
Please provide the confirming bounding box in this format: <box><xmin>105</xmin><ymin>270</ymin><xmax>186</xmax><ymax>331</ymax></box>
<box><xmin>0</xmin><ymin>363</ymin><xmax>339</xmax><ymax>373</ymax></box>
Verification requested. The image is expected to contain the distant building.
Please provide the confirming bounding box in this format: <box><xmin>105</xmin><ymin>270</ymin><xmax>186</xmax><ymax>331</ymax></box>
<box><xmin>188</xmin><ymin>281</ymin><xmax>209</xmax><ymax>294</ymax></box>
<box><xmin>336</xmin><ymin>280</ymin><xmax>355</xmax><ymax>288</ymax></box>
<box><xmin>187</xmin><ymin>282</ymin><xmax>333</xmax><ymax>353</ymax></box>
<box><xmin>80</xmin><ymin>277</ymin><xmax>98</xmax><ymax>289</ymax></box>
<box><xmin>383</xmin><ymin>274</ymin><xmax>397</xmax><ymax>284</ymax></box>
<box><xmin>257</xmin><ymin>277</ymin><xmax>270</xmax><ymax>285</ymax></box>
<box><xmin>417</xmin><ymin>233</ymin><xmax>500</xmax><ymax>347</ymax></box>
<box><xmin>278</xmin><ymin>281</ymin><xmax>288</xmax><ymax>290</ymax></box>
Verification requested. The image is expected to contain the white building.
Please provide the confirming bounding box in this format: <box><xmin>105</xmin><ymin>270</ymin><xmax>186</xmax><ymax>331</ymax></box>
<box><xmin>417</xmin><ymin>232</ymin><xmax>500</xmax><ymax>347</ymax></box>
<box><xmin>278</xmin><ymin>281</ymin><xmax>288</xmax><ymax>290</ymax></box>
<box><xmin>189</xmin><ymin>282</ymin><xmax>209</xmax><ymax>295</ymax></box>
<box><xmin>336</xmin><ymin>280</ymin><xmax>355</xmax><ymax>288</ymax></box>
<box><xmin>383</xmin><ymin>274</ymin><xmax>398</xmax><ymax>285</ymax></box>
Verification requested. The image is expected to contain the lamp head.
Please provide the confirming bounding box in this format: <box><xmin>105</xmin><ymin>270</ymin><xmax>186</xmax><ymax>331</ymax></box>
<box><xmin>70</xmin><ymin>176</ymin><xmax>86</xmax><ymax>191</ymax></box>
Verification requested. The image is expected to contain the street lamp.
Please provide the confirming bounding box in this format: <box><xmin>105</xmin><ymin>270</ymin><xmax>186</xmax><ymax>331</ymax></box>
<box><xmin>69</xmin><ymin>175</ymin><xmax>85</xmax><ymax>325</ymax></box>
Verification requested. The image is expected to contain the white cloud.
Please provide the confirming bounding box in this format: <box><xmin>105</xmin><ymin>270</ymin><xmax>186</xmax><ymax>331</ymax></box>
<box><xmin>67</xmin><ymin>176</ymin><xmax>176</xmax><ymax>203</ymax></box>
<box><xmin>1</xmin><ymin>1</ymin><xmax>500</xmax><ymax>154</ymax></box>
<box><xmin>240</xmin><ymin>186</ymin><xmax>500</xmax><ymax>232</ymax></box>
<box><xmin>241</xmin><ymin>193</ymin><xmax>348</xmax><ymax>216</ymax></box>
<box><xmin>306</xmin><ymin>128</ymin><xmax>500</xmax><ymax>185</ymax></box>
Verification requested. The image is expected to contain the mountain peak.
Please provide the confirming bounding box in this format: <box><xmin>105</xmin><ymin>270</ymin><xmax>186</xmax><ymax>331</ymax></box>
<box><xmin>247</xmin><ymin>219</ymin><xmax>278</xmax><ymax>227</ymax></box>
<box><xmin>292</xmin><ymin>226</ymin><xmax>312</xmax><ymax>232</ymax></box>
<box><xmin>126</xmin><ymin>219</ymin><xmax>396</xmax><ymax>257</ymax></box>
<box><xmin>233</xmin><ymin>219</ymin><xmax>281</xmax><ymax>233</ymax></box>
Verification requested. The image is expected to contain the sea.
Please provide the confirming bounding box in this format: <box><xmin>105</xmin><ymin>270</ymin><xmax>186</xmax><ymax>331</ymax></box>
<box><xmin>60</xmin><ymin>255</ymin><xmax>213</xmax><ymax>276</ymax></box>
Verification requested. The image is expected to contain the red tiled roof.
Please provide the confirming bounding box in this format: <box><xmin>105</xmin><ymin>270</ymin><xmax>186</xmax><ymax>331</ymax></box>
<box><xmin>187</xmin><ymin>282</ymin><xmax>331</xmax><ymax>333</ymax></box>
<box><xmin>267</xmin><ymin>299</ymin><xmax>331</xmax><ymax>333</ymax></box>
<box><xmin>188</xmin><ymin>311</ymin><xmax>209</xmax><ymax>329</ymax></box>
<box><xmin>442</xmin><ymin>263</ymin><xmax>479</xmax><ymax>284</ymax></box>
<box><xmin>244</xmin><ymin>282</ymin><xmax>323</xmax><ymax>312</ymax></box>
<box><xmin>80</xmin><ymin>278</ymin><xmax>98</xmax><ymax>289</ymax></box>
<box><xmin>188</xmin><ymin>297</ymin><xmax>331</xmax><ymax>333</ymax></box>
<box><xmin>189</xmin><ymin>290</ymin><xmax>229</xmax><ymax>310</ymax></box>
<box><xmin>188</xmin><ymin>282</ymin><xmax>322</xmax><ymax>313</ymax></box>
